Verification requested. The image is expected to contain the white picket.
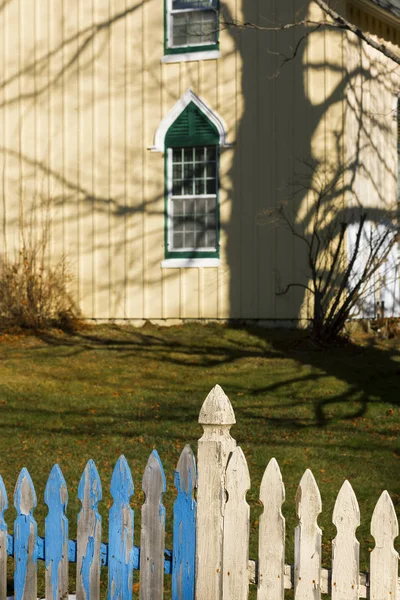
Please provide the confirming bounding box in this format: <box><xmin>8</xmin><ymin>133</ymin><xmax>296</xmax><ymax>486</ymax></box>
<box><xmin>370</xmin><ymin>491</ymin><xmax>399</xmax><ymax>600</ymax></box>
<box><xmin>294</xmin><ymin>469</ymin><xmax>322</xmax><ymax>600</ymax></box>
<box><xmin>195</xmin><ymin>385</ymin><xmax>237</xmax><ymax>600</ymax></box>
<box><xmin>139</xmin><ymin>450</ymin><xmax>166</xmax><ymax>600</ymax></box>
<box><xmin>223</xmin><ymin>446</ymin><xmax>250</xmax><ymax>600</ymax></box>
<box><xmin>332</xmin><ymin>481</ymin><xmax>360</xmax><ymax>600</ymax></box>
<box><xmin>76</xmin><ymin>461</ymin><xmax>102</xmax><ymax>600</ymax></box>
<box><xmin>257</xmin><ymin>458</ymin><xmax>285</xmax><ymax>600</ymax></box>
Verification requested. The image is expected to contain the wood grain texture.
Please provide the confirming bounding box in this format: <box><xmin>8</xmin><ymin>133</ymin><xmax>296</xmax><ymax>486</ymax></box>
<box><xmin>196</xmin><ymin>385</ymin><xmax>237</xmax><ymax>600</ymax></box>
<box><xmin>370</xmin><ymin>491</ymin><xmax>399</xmax><ymax>600</ymax></box>
<box><xmin>172</xmin><ymin>445</ymin><xmax>196</xmax><ymax>600</ymax></box>
<box><xmin>14</xmin><ymin>468</ymin><xmax>38</xmax><ymax>600</ymax></box>
<box><xmin>223</xmin><ymin>446</ymin><xmax>250</xmax><ymax>600</ymax></box>
<box><xmin>45</xmin><ymin>465</ymin><xmax>69</xmax><ymax>600</ymax></box>
<box><xmin>294</xmin><ymin>470</ymin><xmax>322</xmax><ymax>600</ymax></box>
<box><xmin>0</xmin><ymin>476</ymin><xmax>8</xmax><ymax>600</ymax></box>
<box><xmin>108</xmin><ymin>456</ymin><xmax>134</xmax><ymax>600</ymax></box>
<box><xmin>76</xmin><ymin>461</ymin><xmax>102</xmax><ymax>600</ymax></box>
<box><xmin>140</xmin><ymin>450</ymin><xmax>166</xmax><ymax>600</ymax></box>
<box><xmin>331</xmin><ymin>481</ymin><xmax>360</xmax><ymax>600</ymax></box>
<box><xmin>258</xmin><ymin>458</ymin><xmax>285</xmax><ymax>600</ymax></box>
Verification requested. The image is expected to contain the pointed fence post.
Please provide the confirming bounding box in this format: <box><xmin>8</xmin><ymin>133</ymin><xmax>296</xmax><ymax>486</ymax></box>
<box><xmin>14</xmin><ymin>468</ymin><xmax>38</xmax><ymax>600</ymax></box>
<box><xmin>370</xmin><ymin>491</ymin><xmax>399</xmax><ymax>600</ymax></box>
<box><xmin>108</xmin><ymin>456</ymin><xmax>134</xmax><ymax>600</ymax></box>
<box><xmin>223</xmin><ymin>446</ymin><xmax>250</xmax><ymax>600</ymax></box>
<box><xmin>172</xmin><ymin>445</ymin><xmax>196</xmax><ymax>600</ymax></box>
<box><xmin>45</xmin><ymin>465</ymin><xmax>69</xmax><ymax>600</ymax></box>
<box><xmin>195</xmin><ymin>385</ymin><xmax>237</xmax><ymax>600</ymax></box>
<box><xmin>294</xmin><ymin>469</ymin><xmax>322</xmax><ymax>600</ymax></box>
<box><xmin>257</xmin><ymin>458</ymin><xmax>285</xmax><ymax>600</ymax></box>
<box><xmin>140</xmin><ymin>450</ymin><xmax>166</xmax><ymax>600</ymax></box>
<box><xmin>0</xmin><ymin>476</ymin><xmax>8</xmax><ymax>600</ymax></box>
<box><xmin>331</xmin><ymin>481</ymin><xmax>360</xmax><ymax>600</ymax></box>
<box><xmin>76</xmin><ymin>460</ymin><xmax>102</xmax><ymax>600</ymax></box>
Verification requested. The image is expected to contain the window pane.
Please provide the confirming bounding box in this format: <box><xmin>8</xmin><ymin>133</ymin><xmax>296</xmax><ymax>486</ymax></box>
<box><xmin>172</xmin><ymin>181</ymin><xmax>182</xmax><ymax>195</ymax></box>
<box><xmin>185</xmin><ymin>198</ymin><xmax>195</xmax><ymax>214</ymax></box>
<box><xmin>206</xmin><ymin>229</ymin><xmax>216</xmax><ymax>248</ymax></box>
<box><xmin>195</xmin><ymin>147</ymin><xmax>205</xmax><ymax>162</ymax></box>
<box><xmin>173</xmin><ymin>217</ymin><xmax>185</xmax><ymax>232</ymax></box>
<box><xmin>195</xmin><ymin>179</ymin><xmax>204</xmax><ymax>195</ymax></box>
<box><xmin>174</xmin><ymin>199</ymin><xmax>184</xmax><ymax>214</ymax></box>
<box><xmin>196</xmin><ymin>198</ymin><xmax>206</xmax><ymax>213</ymax></box>
<box><xmin>185</xmin><ymin>232</ymin><xmax>195</xmax><ymax>248</ymax></box>
<box><xmin>173</xmin><ymin>165</ymin><xmax>182</xmax><ymax>180</ymax></box>
<box><xmin>184</xmin><ymin>164</ymin><xmax>193</xmax><ymax>179</ymax></box>
<box><xmin>173</xmin><ymin>233</ymin><xmax>184</xmax><ymax>248</ymax></box>
<box><xmin>206</xmin><ymin>179</ymin><xmax>216</xmax><ymax>194</ymax></box>
<box><xmin>171</xmin><ymin>11</ymin><xmax>217</xmax><ymax>46</ymax></box>
<box><xmin>173</xmin><ymin>148</ymin><xmax>182</xmax><ymax>163</ymax></box>
<box><xmin>183</xmin><ymin>179</ymin><xmax>193</xmax><ymax>195</ymax></box>
<box><xmin>184</xmin><ymin>147</ymin><xmax>193</xmax><ymax>161</ymax></box>
<box><xmin>206</xmin><ymin>163</ymin><xmax>216</xmax><ymax>178</ymax></box>
<box><xmin>207</xmin><ymin>147</ymin><xmax>216</xmax><ymax>161</ymax></box>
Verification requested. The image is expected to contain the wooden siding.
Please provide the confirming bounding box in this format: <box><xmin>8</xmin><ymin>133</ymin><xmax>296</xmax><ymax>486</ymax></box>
<box><xmin>0</xmin><ymin>0</ymin><xmax>393</xmax><ymax>322</ymax></box>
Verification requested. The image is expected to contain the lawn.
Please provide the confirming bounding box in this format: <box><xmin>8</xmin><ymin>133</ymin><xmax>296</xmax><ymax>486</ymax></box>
<box><xmin>0</xmin><ymin>322</ymin><xmax>399</xmax><ymax>597</ymax></box>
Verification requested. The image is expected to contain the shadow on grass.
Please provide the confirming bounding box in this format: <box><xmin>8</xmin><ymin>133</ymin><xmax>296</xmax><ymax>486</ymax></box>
<box><xmin>24</xmin><ymin>322</ymin><xmax>400</xmax><ymax>434</ymax></box>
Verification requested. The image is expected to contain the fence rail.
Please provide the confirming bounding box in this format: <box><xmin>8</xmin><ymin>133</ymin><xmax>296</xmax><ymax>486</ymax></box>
<box><xmin>0</xmin><ymin>385</ymin><xmax>398</xmax><ymax>600</ymax></box>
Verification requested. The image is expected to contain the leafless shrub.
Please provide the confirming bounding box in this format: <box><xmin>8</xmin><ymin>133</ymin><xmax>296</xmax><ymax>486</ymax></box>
<box><xmin>0</xmin><ymin>198</ymin><xmax>80</xmax><ymax>331</ymax></box>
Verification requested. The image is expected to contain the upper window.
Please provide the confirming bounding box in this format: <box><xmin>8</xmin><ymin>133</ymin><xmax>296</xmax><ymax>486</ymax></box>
<box><xmin>164</xmin><ymin>102</ymin><xmax>220</xmax><ymax>259</ymax></box>
<box><xmin>165</xmin><ymin>0</ymin><xmax>219</xmax><ymax>55</ymax></box>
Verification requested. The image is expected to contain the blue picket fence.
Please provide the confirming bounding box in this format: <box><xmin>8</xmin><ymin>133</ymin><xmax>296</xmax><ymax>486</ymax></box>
<box><xmin>0</xmin><ymin>447</ymin><xmax>196</xmax><ymax>600</ymax></box>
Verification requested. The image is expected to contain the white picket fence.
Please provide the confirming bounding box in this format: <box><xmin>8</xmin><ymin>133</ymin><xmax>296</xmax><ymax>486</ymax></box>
<box><xmin>196</xmin><ymin>385</ymin><xmax>399</xmax><ymax>600</ymax></box>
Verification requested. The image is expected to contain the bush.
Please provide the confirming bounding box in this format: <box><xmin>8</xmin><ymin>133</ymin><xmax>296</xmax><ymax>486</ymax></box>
<box><xmin>0</xmin><ymin>201</ymin><xmax>80</xmax><ymax>331</ymax></box>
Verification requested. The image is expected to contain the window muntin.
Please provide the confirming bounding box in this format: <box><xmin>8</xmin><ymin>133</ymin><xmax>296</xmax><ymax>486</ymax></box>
<box><xmin>167</xmin><ymin>0</ymin><xmax>218</xmax><ymax>51</ymax></box>
<box><xmin>168</xmin><ymin>146</ymin><xmax>218</xmax><ymax>253</ymax></box>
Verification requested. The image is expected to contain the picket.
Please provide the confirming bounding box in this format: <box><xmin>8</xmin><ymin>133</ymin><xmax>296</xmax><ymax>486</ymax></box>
<box><xmin>44</xmin><ymin>465</ymin><xmax>69</xmax><ymax>600</ymax></box>
<box><xmin>108</xmin><ymin>456</ymin><xmax>135</xmax><ymax>600</ymax></box>
<box><xmin>294</xmin><ymin>470</ymin><xmax>322</xmax><ymax>600</ymax></box>
<box><xmin>331</xmin><ymin>480</ymin><xmax>360</xmax><ymax>600</ymax></box>
<box><xmin>14</xmin><ymin>468</ymin><xmax>38</xmax><ymax>600</ymax></box>
<box><xmin>76</xmin><ymin>460</ymin><xmax>102</xmax><ymax>600</ymax></box>
<box><xmin>140</xmin><ymin>450</ymin><xmax>166</xmax><ymax>600</ymax></box>
<box><xmin>172</xmin><ymin>445</ymin><xmax>196</xmax><ymax>600</ymax></box>
<box><xmin>196</xmin><ymin>384</ymin><xmax>236</xmax><ymax>600</ymax></box>
<box><xmin>0</xmin><ymin>476</ymin><xmax>7</xmax><ymax>600</ymax></box>
<box><xmin>257</xmin><ymin>458</ymin><xmax>285</xmax><ymax>600</ymax></box>
<box><xmin>223</xmin><ymin>446</ymin><xmax>250</xmax><ymax>600</ymax></box>
<box><xmin>370</xmin><ymin>490</ymin><xmax>399</xmax><ymax>600</ymax></box>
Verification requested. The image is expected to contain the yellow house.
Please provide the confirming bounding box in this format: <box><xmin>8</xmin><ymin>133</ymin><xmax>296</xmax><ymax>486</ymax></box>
<box><xmin>0</xmin><ymin>0</ymin><xmax>399</xmax><ymax>324</ymax></box>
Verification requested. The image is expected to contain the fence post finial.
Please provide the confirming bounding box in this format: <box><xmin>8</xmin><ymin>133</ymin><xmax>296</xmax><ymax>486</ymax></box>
<box><xmin>196</xmin><ymin>385</ymin><xmax>237</xmax><ymax>600</ymax></box>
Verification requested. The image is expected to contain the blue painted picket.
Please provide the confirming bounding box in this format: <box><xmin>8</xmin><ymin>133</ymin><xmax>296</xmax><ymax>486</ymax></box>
<box><xmin>0</xmin><ymin>448</ymin><xmax>196</xmax><ymax>600</ymax></box>
<box><xmin>44</xmin><ymin>465</ymin><xmax>68</xmax><ymax>600</ymax></box>
<box><xmin>172</xmin><ymin>445</ymin><xmax>196</xmax><ymax>600</ymax></box>
<box><xmin>108</xmin><ymin>456</ymin><xmax>135</xmax><ymax>600</ymax></box>
<box><xmin>14</xmin><ymin>468</ymin><xmax>38</xmax><ymax>600</ymax></box>
<box><xmin>0</xmin><ymin>475</ymin><xmax>8</xmax><ymax>600</ymax></box>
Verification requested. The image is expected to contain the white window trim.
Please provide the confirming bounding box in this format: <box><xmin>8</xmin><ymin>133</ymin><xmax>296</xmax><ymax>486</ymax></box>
<box><xmin>161</xmin><ymin>49</ymin><xmax>221</xmax><ymax>63</ymax></box>
<box><xmin>161</xmin><ymin>258</ymin><xmax>220</xmax><ymax>268</ymax></box>
<box><xmin>166</xmin><ymin>148</ymin><xmax>219</xmax><ymax>254</ymax></box>
<box><xmin>148</xmin><ymin>88</ymin><xmax>232</xmax><ymax>152</ymax></box>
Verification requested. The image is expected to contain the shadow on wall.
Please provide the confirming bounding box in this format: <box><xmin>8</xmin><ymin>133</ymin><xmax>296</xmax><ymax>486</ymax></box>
<box><xmin>224</xmin><ymin>0</ymin><xmax>399</xmax><ymax>324</ymax></box>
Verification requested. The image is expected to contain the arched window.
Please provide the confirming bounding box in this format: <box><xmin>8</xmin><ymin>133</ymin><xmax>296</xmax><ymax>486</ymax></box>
<box><xmin>165</xmin><ymin>102</ymin><xmax>219</xmax><ymax>260</ymax></box>
<box><xmin>151</xmin><ymin>89</ymin><xmax>231</xmax><ymax>267</ymax></box>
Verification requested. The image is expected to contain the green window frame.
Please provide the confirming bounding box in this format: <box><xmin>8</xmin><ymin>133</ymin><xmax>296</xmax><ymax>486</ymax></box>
<box><xmin>164</xmin><ymin>102</ymin><xmax>220</xmax><ymax>259</ymax></box>
<box><xmin>164</xmin><ymin>0</ymin><xmax>219</xmax><ymax>55</ymax></box>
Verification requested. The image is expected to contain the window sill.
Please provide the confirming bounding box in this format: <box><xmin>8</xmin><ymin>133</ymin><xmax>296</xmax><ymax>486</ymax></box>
<box><xmin>161</xmin><ymin>258</ymin><xmax>220</xmax><ymax>268</ymax></box>
<box><xmin>161</xmin><ymin>49</ymin><xmax>221</xmax><ymax>64</ymax></box>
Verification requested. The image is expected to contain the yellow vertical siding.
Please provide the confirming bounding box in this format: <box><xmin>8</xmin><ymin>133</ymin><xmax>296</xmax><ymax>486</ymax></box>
<box><xmin>0</xmin><ymin>0</ymin><xmax>396</xmax><ymax>323</ymax></box>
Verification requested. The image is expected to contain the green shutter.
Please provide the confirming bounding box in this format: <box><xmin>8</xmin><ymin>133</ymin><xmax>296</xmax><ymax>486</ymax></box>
<box><xmin>165</xmin><ymin>102</ymin><xmax>219</xmax><ymax>147</ymax></box>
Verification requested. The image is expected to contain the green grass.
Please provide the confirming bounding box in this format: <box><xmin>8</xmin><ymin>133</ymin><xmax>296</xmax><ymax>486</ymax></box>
<box><xmin>0</xmin><ymin>322</ymin><xmax>399</xmax><ymax>597</ymax></box>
